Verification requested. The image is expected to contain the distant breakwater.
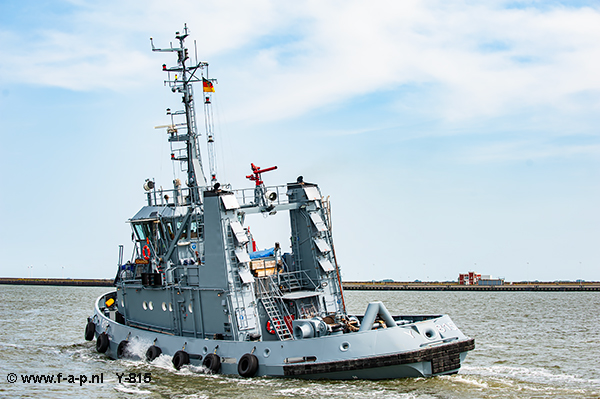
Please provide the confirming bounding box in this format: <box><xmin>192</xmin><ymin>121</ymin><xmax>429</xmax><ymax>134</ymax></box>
<box><xmin>343</xmin><ymin>282</ymin><xmax>600</xmax><ymax>291</ymax></box>
<box><xmin>0</xmin><ymin>278</ymin><xmax>113</xmax><ymax>287</ymax></box>
<box><xmin>1</xmin><ymin>277</ymin><xmax>599</xmax><ymax>291</ymax></box>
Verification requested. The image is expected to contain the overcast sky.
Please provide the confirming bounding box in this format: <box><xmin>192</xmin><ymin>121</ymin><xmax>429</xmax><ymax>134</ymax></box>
<box><xmin>0</xmin><ymin>0</ymin><xmax>598</xmax><ymax>281</ymax></box>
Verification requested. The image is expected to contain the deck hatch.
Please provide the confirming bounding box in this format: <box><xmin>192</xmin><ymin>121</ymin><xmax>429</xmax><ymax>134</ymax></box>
<box><xmin>235</xmin><ymin>307</ymin><xmax>257</xmax><ymax>330</ymax></box>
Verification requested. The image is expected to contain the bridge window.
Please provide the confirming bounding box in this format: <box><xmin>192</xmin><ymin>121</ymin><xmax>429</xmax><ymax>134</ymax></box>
<box><xmin>166</xmin><ymin>222</ymin><xmax>175</xmax><ymax>240</ymax></box>
<box><xmin>133</xmin><ymin>224</ymin><xmax>151</xmax><ymax>241</ymax></box>
<box><xmin>176</xmin><ymin>221</ymin><xmax>188</xmax><ymax>239</ymax></box>
<box><xmin>190</xmin><ymin>221</ymin><xmax>203</xmax><ymax>239</ymax></box>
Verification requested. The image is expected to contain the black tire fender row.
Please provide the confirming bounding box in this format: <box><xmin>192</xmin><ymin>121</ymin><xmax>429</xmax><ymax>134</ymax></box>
<box><xmin>146</xmin><ymin>345</ymin><xmax>162</xmax><ymax>362</ymax></box>
<box><xmin>96</xmin><ymin>332</ymin><xmax>109</xmax><ymax>353</ymax></box>
<box><xmin>203</xmin><ymin>353</ymin><xmax>221</xmax><ymax>373</ymax></box>
<box><xmin>172</xmin><ymin>350</ymin><xmax>190</xmax><ymax>370</ymax></box>
<box><xmin>117</xmin><ymin>340</ymin><xmax>130</xmax><ymax>358</ymax></box>
<box><xmin>84</xmin><ymin>320</ymin><xmax>96</xmax><ymax>341</ymax></box>
<box><xmin>238</xmin><ymin>353</ymin><xmax>259</xmax><ymax>377</ymax></box>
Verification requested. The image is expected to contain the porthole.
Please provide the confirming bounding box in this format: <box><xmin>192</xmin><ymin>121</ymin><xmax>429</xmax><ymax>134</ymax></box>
<box><xmin>142</xmin><ymin>301</ymin><xmax>148</xmax><ymax>310</ymax></box>
<box><xmin>263</xmin><ymin>348</ymin><xmax>271</xmax><ymax>358</ymax></box>
<box><xmin>169</xmin><ymin>303</ymin><xmax>173</xmax><ymax>312</ymax></box>
<box><xmin>162</xmin><ymin>302</ymin><xmax>167</xmax><ymax>311</ymax></box>
<box><xmin>148</xmin><ymin>301</ymin><xmax>154</xmax><ymax>311</ymax></box>
<box><xmin>340</xmin><ymin>342</ymin><xmax>350</xmax><ymax>352</ymax></box>
<box><xmin>121</xmin><ymin>300</ymin><xmax>125</xmax><ymax>308</ymax></box>
<box><xmin>188</xmin><ymin>303</ymin><xmax>193</xmax><ymax>313</ymax></box>
<box><xmin>203</xmin><ymin>346</ymin><xmax>208</xmax><ymax>355</ymax></box>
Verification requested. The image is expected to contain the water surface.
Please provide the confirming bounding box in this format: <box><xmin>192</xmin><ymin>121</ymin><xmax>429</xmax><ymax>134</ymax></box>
<box><xmin>1</xmin><ymin>285</ymin><xmax>598</xmax><ymax>398</ymax></box>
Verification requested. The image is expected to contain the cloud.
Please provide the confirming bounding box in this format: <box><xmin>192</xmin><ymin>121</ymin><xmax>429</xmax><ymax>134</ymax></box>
<box><xmin>458</xmin><ymin>139</ymin><xmax>600</xmax><ymax>164</ymax></box>
<box><xmin>1</xmin><ymin>0</ymin><xmax>600</xmax><ymax>124</ymax></box>
<box><xmin>216</xmin><ymin>1</ymin><xmax>600</xmax><ymax>124</ymax></box>
<box><xmin>0</xmin><ymin>0</ymin><xmax>288</xmax><ymax>91</ymax></box>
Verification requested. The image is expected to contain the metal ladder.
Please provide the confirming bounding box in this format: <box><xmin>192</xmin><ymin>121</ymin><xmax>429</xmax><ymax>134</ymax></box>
<box><xmin>287</xmin><ymin>275</ymin><xmax>301</xmax><ymax>291</ymax></box>
<box><xmin>261</xmin><ymin>295</ymin><xmax>293</xmax><ymax>341</ymax></box>
<box><xmin>258</xmin><ymin>279</ymin><xmax>293</xmax><ymax>340</ymax></box>
<box><xmin>188</xmin><ymin>85</ymin><xmax>199</xmax><ymax>139</ymax></box>
<box><xmin>278</xmin><ymin>273</ymin><xmax>301</xmax><ymax>292</ymax></box>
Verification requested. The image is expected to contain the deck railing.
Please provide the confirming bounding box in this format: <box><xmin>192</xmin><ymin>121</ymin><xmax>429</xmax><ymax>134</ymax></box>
<box><xmin>144</xmin><ymin>184</ymin><xmax>290</xmax><ymax>208</ymax></box>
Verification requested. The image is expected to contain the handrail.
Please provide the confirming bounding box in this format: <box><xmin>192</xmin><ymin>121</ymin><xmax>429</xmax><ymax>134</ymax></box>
<box><xmin>142</xmin><ymin>184</ymin><xmax>290</xmax><ymax>207</ymax></box>
<box><xmin>273</xmin><ymin>270</ymin><xmax>318</xmax><ymax>291</ymax></box>
<box><xmin>256</xmin><ymin>277</ymin><xmax>292</xmax><ymax>315</ymax></box>
<box><xmin>232</xmin><ymin>184</ymin><xmax>289</xmax><ymax>207</ymax></box>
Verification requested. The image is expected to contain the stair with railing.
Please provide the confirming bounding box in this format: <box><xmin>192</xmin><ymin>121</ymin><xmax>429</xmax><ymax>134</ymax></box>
<box><xmin>277</xmin><ymin>273</ymin><xmax>301</xmax><ymax>292</ymax></box>
<box><xmin>276</xmin><ymin>271</ymin><xmax>318</xmax><ymax>293</ymax></box>
<box><xmin>257</xmin><ymin>277</ymin><xmax>293</xmax><ymax>341</ymax></box>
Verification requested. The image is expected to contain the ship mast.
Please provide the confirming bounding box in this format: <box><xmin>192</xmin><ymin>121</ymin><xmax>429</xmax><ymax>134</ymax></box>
<box><xmin>151</xmin><ymin>24</ymin><xmax>218</xmax><ymax>201</ymax></box>
<box><xmin>203</xmin><ymin>69</ymin><xmax>218</xmax><ymax>183</ymax></box>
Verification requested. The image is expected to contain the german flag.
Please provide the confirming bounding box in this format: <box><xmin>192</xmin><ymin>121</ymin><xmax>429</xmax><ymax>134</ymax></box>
<box><xmin>203</xmin><ymin>78</ymin><xmax>215</xmax><ymax>92</ymax></box>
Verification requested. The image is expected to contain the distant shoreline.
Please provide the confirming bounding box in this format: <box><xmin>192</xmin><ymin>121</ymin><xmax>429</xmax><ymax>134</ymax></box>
<box><xmin>0</xmin><ymin>277</ymin><xmax>113</xmax><ymax>287</ymax></box>
<box><xmin>1</xmin><ymin>277</ymin><xmax>598</xmax><ymax>291</ymax></box>
<box><xmin>343</xmin><ymin>281</ymin><xmax>600</xmax><ymax>291</ymax></box>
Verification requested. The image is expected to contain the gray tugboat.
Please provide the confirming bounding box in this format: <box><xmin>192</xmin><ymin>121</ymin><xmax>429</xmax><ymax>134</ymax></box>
<box><xmin>85</xmin><ymin>24</ymin><xmax>474</xmax><ymax>379</ymax></box>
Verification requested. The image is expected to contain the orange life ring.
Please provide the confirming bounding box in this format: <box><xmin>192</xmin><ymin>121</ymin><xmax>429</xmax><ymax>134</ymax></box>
<box><xmin>266</xmin><ymin>320</ymin><xmax>277</xmax><ymax>335</ymax></box>
<box><xmin>142</xmin><ymin>245</ymin><xmax>151</xmax><ymax>260</ymax></box>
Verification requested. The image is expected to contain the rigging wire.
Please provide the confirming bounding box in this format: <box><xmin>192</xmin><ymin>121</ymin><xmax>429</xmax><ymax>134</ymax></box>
<box><xmin>202</xmin><ymin>65</ymin><xmax>218</xmax><ymax>184</ymax></box>
<box><xmin>212</xmin><ymin>92</ymin><xmax>231</xmax><ymax>185</ymax></box>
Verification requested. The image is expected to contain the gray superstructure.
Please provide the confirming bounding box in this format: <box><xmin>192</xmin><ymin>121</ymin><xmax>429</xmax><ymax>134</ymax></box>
<box><xmin>86</xmin><ymin>24</ymin><xmax>474</xmax><ymax>379</ymax></box>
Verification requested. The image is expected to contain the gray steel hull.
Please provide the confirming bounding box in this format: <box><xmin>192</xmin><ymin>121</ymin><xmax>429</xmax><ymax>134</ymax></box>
<box><xmin>91</xmin><ymin>292</ymin><xmax>474</xmax><ymax>380</ymax></box>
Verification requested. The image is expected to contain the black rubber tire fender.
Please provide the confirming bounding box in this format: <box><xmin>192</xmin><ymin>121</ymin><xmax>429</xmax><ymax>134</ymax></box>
<box><xmin>84</xmin><ymin>321</ymin><xmax>95</xmax><ymax>341</ymax></box>
<box><xmin>96</xmin><ymin>332</ymin><xmax>109</xmax><ymax>353</ymax></box>
<box><xmin>117</xmin><ymin>340</ymin><xmax>129</xmax><ymax>358</ymax></box>
<box><xmin>146</xmin><ymin>345</ymin><xmax>162</xmax><ymax>362</ymax></box>
<box><xmin>172</xmin><ymin>350</ymin><xmax>190</xmax><ymax>370</ymax></box>
<box><xmin>237</xmin><ymin>353</ymin><xmax>259</xmax><ymax>377</ymax></box>
<box><xmin>202</xmin><ymin>353</ymin><xmax>221</xmax><ymax>373</ymax></box>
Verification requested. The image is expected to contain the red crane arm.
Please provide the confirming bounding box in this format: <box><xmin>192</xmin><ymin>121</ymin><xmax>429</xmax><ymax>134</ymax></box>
<box><xmin>246</xmin><ymin>163</ymin><xmax>278</xmax><ymax>186</ymax></box>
